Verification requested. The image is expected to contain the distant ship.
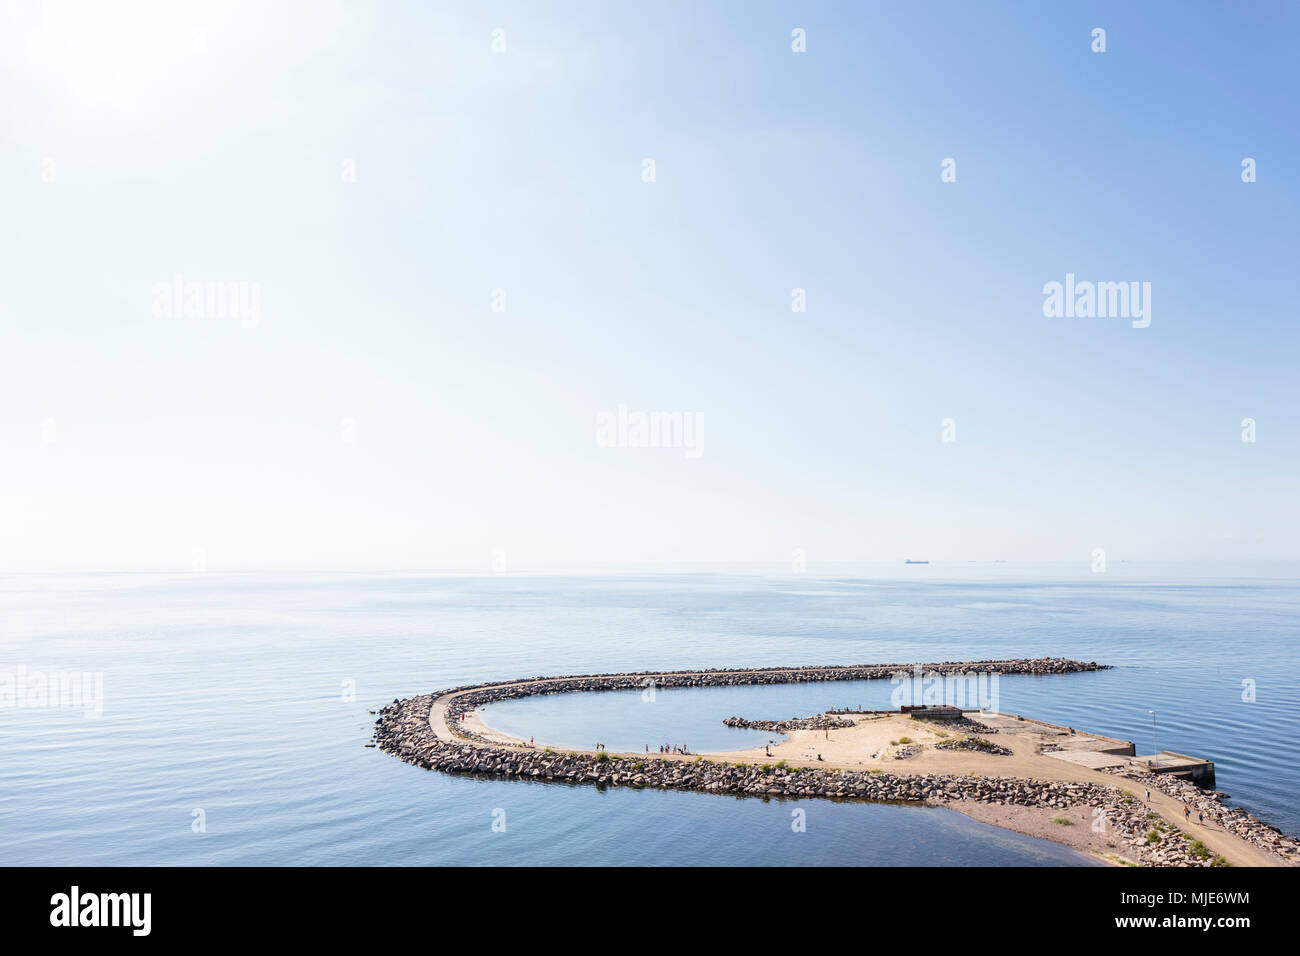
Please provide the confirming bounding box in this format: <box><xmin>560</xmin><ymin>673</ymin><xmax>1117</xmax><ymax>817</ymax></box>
<box><xmin>905</xmin><ymin>559</ymin><xmax>929</xmax><ymax>564</ymax></box>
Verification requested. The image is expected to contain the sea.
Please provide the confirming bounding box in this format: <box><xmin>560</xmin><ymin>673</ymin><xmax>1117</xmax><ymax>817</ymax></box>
<box><xmin>3</xmin><ymin>562</ymin><xmax>1296</xmax><ymax>866</ymax></box>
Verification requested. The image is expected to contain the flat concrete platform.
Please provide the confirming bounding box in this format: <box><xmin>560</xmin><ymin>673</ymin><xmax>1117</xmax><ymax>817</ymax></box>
<box><xmin>1124</xmin><ymin>752</ymin><xmax>1216</xmax><ymax>785</ymax></box>
<box><xmin>967</xmin><ymin>711</ymin><xmax>1135</xmax><ymax>755</ymax></box>
<box><xmin>966</xmin><ymin>712</ymin><xmax>1216</xmax><ymax>787</ymax></box>
<box><xmin>1043</xmin><ymin>750</ymin><xmax>1130</xmax><ymax>771</ymax></box>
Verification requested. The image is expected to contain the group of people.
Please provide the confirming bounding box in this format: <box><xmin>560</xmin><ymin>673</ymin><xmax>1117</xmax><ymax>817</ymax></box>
<box><xmin>651</xmin><ymin>743</ymin><xmax>690</xmax><ymax>755</ymax></box>
<box><xmin>591</xmin><ymin>742</ymin><xmax>693</xmax><ymax>754</ymax></box>
<box><xmin>1144</xmin><ymin>788</ymin><xmax>1207</xmax><ymax>827</ymax></box>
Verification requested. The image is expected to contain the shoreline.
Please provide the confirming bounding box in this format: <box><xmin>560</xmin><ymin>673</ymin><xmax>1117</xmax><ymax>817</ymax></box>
<box><xmin>374</xmin><ymin>659</ymin><xmax>1298</xmax><ymax>867</ymax></box>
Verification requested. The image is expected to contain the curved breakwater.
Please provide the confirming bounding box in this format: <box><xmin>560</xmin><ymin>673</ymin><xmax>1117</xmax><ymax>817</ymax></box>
<box><xmin>374</xmin><ymin>658</ymin><xmax>1300</xmax><ymax>866</ymax></box>
<box><xmin>436</xmin><ymin>656</ymin><xmax>1104</xmax><ymax>726</ymax></box>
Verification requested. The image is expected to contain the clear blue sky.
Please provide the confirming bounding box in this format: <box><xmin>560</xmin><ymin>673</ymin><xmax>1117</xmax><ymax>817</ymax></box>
<box><xmin>1</xmin><ymin>0</ymin><xmax>1297</xmax><ymax>570</ymax></box>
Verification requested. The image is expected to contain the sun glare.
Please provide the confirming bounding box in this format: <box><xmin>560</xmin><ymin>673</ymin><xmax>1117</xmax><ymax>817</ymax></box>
<box><xmin>5</xmin><ymin>1</ymin><xmax>235</xmax><ymax>116</ymax></box>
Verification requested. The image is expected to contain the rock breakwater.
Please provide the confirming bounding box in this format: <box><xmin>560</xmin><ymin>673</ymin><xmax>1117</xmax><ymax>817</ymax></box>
<box><xmin>374</xmin><ymin>693</ymin><xmax>1227</xmax><ymax>865</ymax></box>
<box><xmin>722</xmin><ymin>714</ymin><xmax>854</xmax><ymax>732</ymax></box>
<box><xmin>1110</xmin><ymin>769</ymin><xmax>1300</xmax><ymax>864</ymax></box>
<box><xmin>437</xmin><ymin>658</ymin><xmax>1106</xmax><ymax>727</ymax></box>
<box><xmin>371</xmin><ymin>658</ymin><xmax>1293</xmax><ymax>866</ymax></box>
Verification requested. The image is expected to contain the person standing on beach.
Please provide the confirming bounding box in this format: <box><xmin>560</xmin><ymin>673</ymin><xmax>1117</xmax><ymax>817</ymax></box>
<box><xmin>1184</xmin><ymin>806</ymin><xmax>1191</xmax><ymax>820</ymax></box>
<box><xmin>1144</xmin><ymin>789</ymin><xmax>1150</xmax><ymax>801</ymax></box>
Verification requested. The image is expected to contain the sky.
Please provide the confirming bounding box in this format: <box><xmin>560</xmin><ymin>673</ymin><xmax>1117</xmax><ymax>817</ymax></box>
<box><xmin>1</xmin><ymin>0</ymin><xmax>1297</xmax><ymax>571</ymax></box>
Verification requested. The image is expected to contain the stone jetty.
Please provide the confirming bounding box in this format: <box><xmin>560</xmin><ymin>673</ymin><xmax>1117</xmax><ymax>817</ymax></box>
<box><xmin>375</xmin><ymin>693</ymin><xmax>1220</xmax><ymax>866</ymax></box>
<box><xmin>1110</xmin><ymin>768</ymin><xmax>1300</xmax><ymax>862</ymax></box>
<box><xmin>437</xmin><ymin>657</ymin><xmax>1106</xmax><ymax>720</ymax></box>
<box><xmin>723</xmin><ymin>714</ymin><xmax>854</xmax><ymax>732</ymax></box>
<box><xmin>370</xmin><ymin>658</ymin><xmax>1293</xmax><ymax>866</ymax></box>
<box><xmin>375</xmin><ymin>659</ymin><xmax>1111</xmax><ymax>817</ymax></box>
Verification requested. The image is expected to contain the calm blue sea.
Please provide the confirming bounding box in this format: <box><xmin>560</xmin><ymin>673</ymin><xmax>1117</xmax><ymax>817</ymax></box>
<box><xmin>2</xmin><ymin>563</ymin><xmax>1296</xmax><ymax>866</ymax></box>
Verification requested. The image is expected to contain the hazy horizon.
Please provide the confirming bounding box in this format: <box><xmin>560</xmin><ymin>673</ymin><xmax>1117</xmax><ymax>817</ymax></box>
<box><xmin>7</xmin><ymin>560</ymin><xmax>1300</xmax><ymax>579</ymax></box>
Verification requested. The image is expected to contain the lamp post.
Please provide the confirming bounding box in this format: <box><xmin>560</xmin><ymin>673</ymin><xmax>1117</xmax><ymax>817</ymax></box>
<box><xmin>1148</xmin><ymin>709</ymin><xmax>1158</xmax><ymax>755</ymax></box>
